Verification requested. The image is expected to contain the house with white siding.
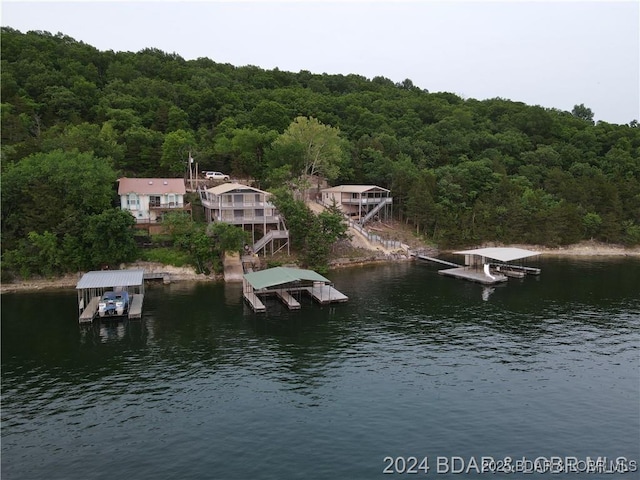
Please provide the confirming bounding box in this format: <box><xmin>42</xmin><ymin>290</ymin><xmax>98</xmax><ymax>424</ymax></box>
<box><xmin>118</xmin><ymin>178</ymin><xmax>191</xmax><ymax>232</ymax></box>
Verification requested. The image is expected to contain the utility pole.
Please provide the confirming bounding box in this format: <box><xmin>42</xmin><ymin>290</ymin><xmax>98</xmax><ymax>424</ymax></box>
<box><xmin>188</xmin><ymin>151</ymin><xmax>194</xmax><ymax>191</ymax></box>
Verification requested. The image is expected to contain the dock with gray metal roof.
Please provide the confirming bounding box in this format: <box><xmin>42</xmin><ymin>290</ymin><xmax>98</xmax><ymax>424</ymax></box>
<box><xmin>76</xmin><ymin>270</ymin><xmax>145</xmax><ymax>322</ymax></box>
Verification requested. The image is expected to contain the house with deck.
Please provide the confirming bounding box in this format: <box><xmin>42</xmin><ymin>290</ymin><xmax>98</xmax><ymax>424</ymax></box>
<box><xmin>320</xmin><ymin>185</ymin><xmax>392</xmax><ymax>225</ymax></box>
<box><xmin>118</xmin><ymin>178</ymin><xmax>191</xmax><ymax>233</ymax></box>
<box><xmin>199</xmin><ymin>183</ymin><xmax>289</xmax><ymax>256</ymax></box>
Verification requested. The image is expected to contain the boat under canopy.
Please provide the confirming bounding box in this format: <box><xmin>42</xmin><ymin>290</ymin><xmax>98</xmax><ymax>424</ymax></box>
<box><xmin>76</xmin><ymin>270</ymin><xmax>145</xmax><ymax>322</ymax></box>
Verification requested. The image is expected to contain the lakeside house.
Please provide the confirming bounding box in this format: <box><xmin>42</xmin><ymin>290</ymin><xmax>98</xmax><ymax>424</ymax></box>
<box><xmin>199</xmin><ymin>183</ymin><xmax>289</xmax><ymax>256</ymax></box>
<box><xmin>118</xmin><ymin>178</ymin><xmax>192</xmax><ymax>234</ymax></box>
<box><xmin>320</xmin><ymin>185</ymin><xmax>392</xmax><ymax>225</ymax></box>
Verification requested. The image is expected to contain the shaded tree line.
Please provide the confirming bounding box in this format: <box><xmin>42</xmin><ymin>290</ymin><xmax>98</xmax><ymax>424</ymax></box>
<box><xmin>2</xmin><ymin>27</ymin><xmax>639</xmax><ymax>262</ymax></box>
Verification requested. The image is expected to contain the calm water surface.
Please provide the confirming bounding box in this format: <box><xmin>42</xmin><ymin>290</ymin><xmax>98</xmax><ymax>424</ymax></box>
<box><xmin>2</xmin><ymin>258</ymin><xmax>639</xmax><ymax>479</ymax></box>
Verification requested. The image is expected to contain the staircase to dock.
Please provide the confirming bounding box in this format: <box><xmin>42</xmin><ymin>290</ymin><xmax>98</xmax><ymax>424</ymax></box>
<box><xmin>360</xmin><ymin>197</ymin><xmax>392</xmax><ymax>225</ymax></box>
<box><xmin>252</xmin><ymin>230</ymin><xmax>289</xmax><ymax>255</ymax></box>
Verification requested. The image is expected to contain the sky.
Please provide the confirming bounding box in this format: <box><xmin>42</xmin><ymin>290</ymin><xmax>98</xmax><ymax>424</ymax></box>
<box><xmin>2</xmin><ymin>0</ymin><xmax>639</xmax><ymax>125</ymax></box>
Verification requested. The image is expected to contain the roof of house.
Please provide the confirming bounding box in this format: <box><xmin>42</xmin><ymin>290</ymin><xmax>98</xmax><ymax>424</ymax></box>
<box><xmin>206</xmin><ymin>182</ymin><xmax>268</xmax><ymax>195</ymax></box>
<box><xmin>118</xmin><ymin>178</ymin><xmax>186</xmax><ymax>195</ymax></box>
<box><xmin>321</xmin><ymin>185</ymin><xmax>391</xmax><ymax>194</ymax></box>
<box><xmin>76</xmin><ymin>270</ymin><xmax>145</xmax><ymax>289</ymax></box>
<box><xmin>453</xmin><ymin>247</ymin><xmax>540</xmax><ymax>263</ymax></box>
<box><xmin>244</xmin><ymin>266</ymin><xmax>330</xmax><ymax>290</ymax></box>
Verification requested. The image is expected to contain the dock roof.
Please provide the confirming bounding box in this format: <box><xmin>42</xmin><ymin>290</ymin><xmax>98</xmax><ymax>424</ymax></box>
<box><xmin>454</xmin><ymin>247</ymin><xmax>540</xmax><ymax>263</ymax></box>
<box><xmin>244</xmin><ymin>267</ymin><xmax>330</xmax><ymax>290</ymax></box>
<box><xmin>76</xmin><ymin>270</ymin><xmax>145</xmax><ymax>289</ymax></box>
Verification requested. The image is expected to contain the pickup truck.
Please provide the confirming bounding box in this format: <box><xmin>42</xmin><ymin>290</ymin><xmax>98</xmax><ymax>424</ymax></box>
<box><xmin>204</xmin><ymin>171</ymin><xmax>230</xmax><ymax>181</ymax></box>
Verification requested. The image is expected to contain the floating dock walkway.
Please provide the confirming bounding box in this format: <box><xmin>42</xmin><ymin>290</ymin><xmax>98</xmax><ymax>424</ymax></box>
<box><xmin>128</xmin><ymin>294</ymin><xmax>144</xmax><ymax>319</ymax></box>
<box><xmin>275</xmin><ymin>290</ymin><xmax>301</xmax><ymax>309</ymax></box>
<box><xmin>438</xmin><ymin>267</ymin><xmax>507</xmax><ymax>285</ymax></box>
<box><xmin>79</xmin><ymin>296</ymin><xmax>101</xmax><ymax>323</ymax></box>
<box><xmin>305</xmin><ymin>284</ymin><xmax>349</xmax><ymax>304</ymax></box>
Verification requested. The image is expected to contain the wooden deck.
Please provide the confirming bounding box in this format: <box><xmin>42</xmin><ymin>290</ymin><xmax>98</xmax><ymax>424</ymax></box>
<box><xmin>79</xmin><ymin>296</ymin><xmax>100</xmax><ymax>323</ymax></box>
<box><xmin>275</xmin><ymin>290</ymin><xmax>301</xmax><ymax>310</ymax></box>
<box><xmin>438</xmin><ymin>267</ymin><xmax>508</xmax><ymax>285</ymax></box>
<box><xmin>304</xmin><ymin>285</ymin><xmax>349</xmax><ymax>304</ymax></box>
<box><xmin>128</xmin><ymin>294</ymin><xmax>143</xmax><ymax>319</ymax></box>
<box><xmin>244</xmin><ymin>291</ymin><xmax>266</xmax><ymax>312</ymax></box>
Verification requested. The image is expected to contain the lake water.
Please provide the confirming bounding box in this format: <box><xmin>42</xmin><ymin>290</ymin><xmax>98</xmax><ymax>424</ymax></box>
<box><xmin>2</xmin><ymin>258</ymin><xmax>639</xmax><ymax>479</ymax></box>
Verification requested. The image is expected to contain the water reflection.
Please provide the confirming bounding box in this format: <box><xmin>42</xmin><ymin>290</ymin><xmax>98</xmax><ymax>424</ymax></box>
<box><xmin>482</xmin><ymin>286</ymin><xmax>495</xmax><ymax>301</ymax></box>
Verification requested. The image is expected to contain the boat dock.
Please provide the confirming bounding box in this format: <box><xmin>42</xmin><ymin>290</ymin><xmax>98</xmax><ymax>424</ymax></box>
<box><xmin>76</xmin><ymin>270</ymin><xmax>145</xmax><ymax>323</ymax></box>
<box><xmin>243</xmin><ymin>267</ymin><xmax>348</xmax><ymax>313</ymax></box>
<box><xmin>436</xmin><ymin>247</ymin><xmax>541</xmax><ymax>286</ymax></box>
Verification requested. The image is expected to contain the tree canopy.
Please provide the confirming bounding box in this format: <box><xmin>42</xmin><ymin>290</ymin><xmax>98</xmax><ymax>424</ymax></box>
<box><xmin>2</xmin><ymin>27</ymin><xmax>639</xmax><ymax>256</ymax></box>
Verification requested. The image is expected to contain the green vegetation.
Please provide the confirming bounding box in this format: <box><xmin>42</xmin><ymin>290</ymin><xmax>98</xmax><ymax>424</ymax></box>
<box><xmin>1</xmin><ymin>27</ymin><xmax>639</xmax><ymax>279</ymax></box>
<box><xmin>270</xmin><ymin>190</ymin><xmax>348</xmax><ymax>273</ymax></box>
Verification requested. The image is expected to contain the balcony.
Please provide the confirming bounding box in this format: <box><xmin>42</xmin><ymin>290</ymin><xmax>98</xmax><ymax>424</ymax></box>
<box><xmin>215</xmin><ymin>215</ymin><xmax>280</xmax><ymax>225</ymax></box>
<box><xmin>149</xmin><ymin>202</ymin><xmax>192</xmax><ymax>211</ymax></box>
<box><xmin>340</xmin><ymin>196</ymin><xmax>392</xmax><ymax>205</ymax></box>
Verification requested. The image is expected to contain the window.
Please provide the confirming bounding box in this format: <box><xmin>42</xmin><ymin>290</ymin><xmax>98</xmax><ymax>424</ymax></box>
<box><xmin>127</xmin><ymin>194</ymin><xmax>139</xmax><ymax>208</ymax></box>
<box><xmin>150</xmin><ymin>195</ymin><xmax>161</xmax><ymax>207</ymax></box>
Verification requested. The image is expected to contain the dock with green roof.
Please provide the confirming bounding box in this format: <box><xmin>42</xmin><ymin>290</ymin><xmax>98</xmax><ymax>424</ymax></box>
<box><xmin>242</xmin><ymin>267</ymin><xmax>347</xmax><ymax>312</ymax></box>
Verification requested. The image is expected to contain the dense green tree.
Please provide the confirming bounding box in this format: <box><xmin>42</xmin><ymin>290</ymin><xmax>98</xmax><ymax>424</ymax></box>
<box><xmin>272</xmin><ymin>116</ymin><xmax>348</xmax><ymax>182</ymax></box>
<box><xmin>83</xmin><ymin>209</ymin><xmax>138</xmax><ymax>267</ymax></box>
<box><xmin>161</xmin><ymin>129</ymin><xmax>196</xmax><ymax>176</ymax></box>
<box><xmin>571</xmin><ymin>103</ymin><xmax>595</xmax><ymax>123</ymax></box>
<box><xmin>1</xmin><ymin>150</ymin><xmax>117</xmax><ymax>250</ymax></box>
<box><xmin>207</xmin><ymin>223</ymin><xmax>250</xmax><ymax>253</ymax></box>
<box><xmin>1</xmin><ymin>27</ymin><xmax>638</xmax><ymax>252</ymax></box>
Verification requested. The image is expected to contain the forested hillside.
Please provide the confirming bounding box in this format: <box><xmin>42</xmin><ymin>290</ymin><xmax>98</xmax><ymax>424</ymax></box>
<box><xmin>2</xmin><ymin>28</ymin><xmax>639</xmax><ymax>254</ymax></box>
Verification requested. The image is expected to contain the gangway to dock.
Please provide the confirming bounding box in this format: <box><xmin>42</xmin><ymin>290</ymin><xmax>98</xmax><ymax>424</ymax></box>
<box><xmin>414</xmin><ymin>254</ymin><xmax>462</xmax><ymax>268</ymax></box>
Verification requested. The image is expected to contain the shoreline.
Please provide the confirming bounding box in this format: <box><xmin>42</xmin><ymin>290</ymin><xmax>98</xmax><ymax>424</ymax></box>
<box><xmin>2</xmin><ymin>242</ymin><xmax>638</xmax><ymax>294</ymax></box>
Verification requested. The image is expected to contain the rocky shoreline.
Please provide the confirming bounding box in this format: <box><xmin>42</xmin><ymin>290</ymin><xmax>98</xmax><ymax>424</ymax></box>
<box><xmin>2</xmin><ymin>242</ymin><xmax>638</xmax><ymax>294</ymax></box>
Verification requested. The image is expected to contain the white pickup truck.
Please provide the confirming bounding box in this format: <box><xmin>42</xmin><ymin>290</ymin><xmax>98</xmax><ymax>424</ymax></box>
<box><xmin>204</xmin><ymin>171</ymin><xmax>230</xmax><ymax>181</ymax></box>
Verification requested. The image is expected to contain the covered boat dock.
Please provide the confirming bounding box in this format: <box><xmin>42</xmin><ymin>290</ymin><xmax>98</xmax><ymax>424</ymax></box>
<box><xmin>439</xmin><ymin>247</ymin><xmax>541</xmax><ymax>285</ymax></box>
<box><xmin>76</xmin><ymin>270</ymin><xmax>145</xmax><ymax>323</ymax></box>
<box><xmin>243</xmin><ymin>267</ymin><xmax>348</xmax><ymax>312</ymax></box>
